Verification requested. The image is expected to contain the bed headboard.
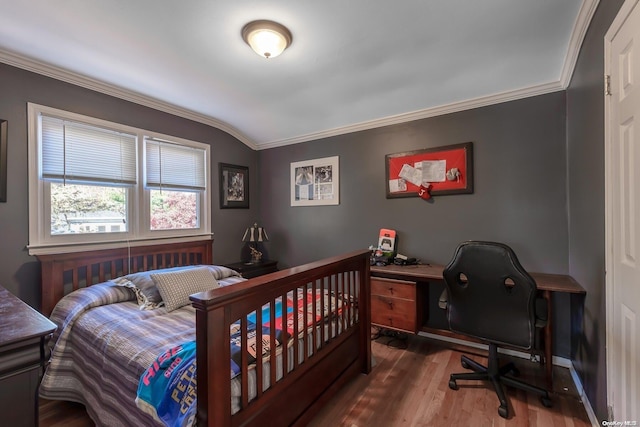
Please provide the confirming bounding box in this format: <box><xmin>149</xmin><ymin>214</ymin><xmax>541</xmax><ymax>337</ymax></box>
<box><xmin>36</xmin><ymin>239</ymin><xmax>213</xmax><ymax>316</ymax></box>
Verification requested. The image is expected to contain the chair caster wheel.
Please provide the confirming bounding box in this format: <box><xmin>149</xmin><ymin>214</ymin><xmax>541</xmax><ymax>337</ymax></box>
<box><xmin>540</xmin><ymin>396</ymin><xmax>552</xmax><ymax>408</ymax></box>
<box><xmin>461</xmin><ymin>360</ymin><xmax>470</xmax><ymax>369</ymax></box>
<box><xmin>449</xmin><ymin>379</ymin><xmax>458</xmax><ymax>390</ymax></box>
<box><xmin>498</xmin><ymin>405</ymin><xmax>508</xmax><ymax>418</ymax></box>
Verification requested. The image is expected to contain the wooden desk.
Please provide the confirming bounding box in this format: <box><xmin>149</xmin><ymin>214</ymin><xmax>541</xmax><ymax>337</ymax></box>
<box><xmin>370</xmin><ymin>263</ymin><xmax>586</xmax><ymax>390</ymax></box>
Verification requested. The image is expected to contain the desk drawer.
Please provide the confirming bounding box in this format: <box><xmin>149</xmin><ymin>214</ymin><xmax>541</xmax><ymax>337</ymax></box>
<box><xmin>371</xmin><ymin>277</ymin><xmax>419</xmax><ymax>333</ymax></box>
<box><xmin>371</xmin><ymin>295</ymin><xmax>417</xmax><ymax>333</ymax></box>
<box><xmin>371</xmin><ymin>277</ymin><xmax>416</xmax><ymax>300</ymax></box>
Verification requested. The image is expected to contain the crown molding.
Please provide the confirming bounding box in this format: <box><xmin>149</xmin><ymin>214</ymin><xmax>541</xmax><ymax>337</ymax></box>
<box><xmin>0</xmin><ymin>48</ymin><xmax>257</xmax><ymax>150</ymax></box>
<box><xmin>257</xmin><ymin>80</ymin><xmax>565</xmax><ymax>150</ymax></box>
<box><xmin>559</xmin><ymin>0</ymin><xmax>600</xmax><ymax>88</ymax></box>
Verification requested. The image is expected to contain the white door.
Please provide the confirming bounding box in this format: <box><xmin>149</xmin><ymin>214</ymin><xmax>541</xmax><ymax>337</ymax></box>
<box><xmin>605</xmin><ymin>0</ymin><xmax>640</xmax><ymax>421</ymax></box>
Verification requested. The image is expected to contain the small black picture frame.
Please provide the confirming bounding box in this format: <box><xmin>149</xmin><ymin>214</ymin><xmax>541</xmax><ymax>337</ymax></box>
<box><xmin>219</xmin><ymin>163</ymin><xmax>249</xmax><ymax>209</ymax></box>
<box><xmin>0</xmin><ymin>119</ymin><xmax>7</xmax><ymax>203</ymax></box>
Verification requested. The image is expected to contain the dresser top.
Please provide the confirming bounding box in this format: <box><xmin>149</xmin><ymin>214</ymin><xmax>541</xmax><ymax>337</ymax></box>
<box><xmin>0</xmin><ymin>286</ymin><xmax>56</xmax><ymax>347</ymax></box>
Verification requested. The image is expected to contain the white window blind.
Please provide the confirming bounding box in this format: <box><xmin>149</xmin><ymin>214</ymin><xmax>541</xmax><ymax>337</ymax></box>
<box><xmin>146</xmin><ymin>138</ymin><xmax>206</xmax><ymax>191</ymax></box>
<box><xmin>41</xmin><ymin>115</ymin><xmax>137</xmax><ymax>185</ymax></box>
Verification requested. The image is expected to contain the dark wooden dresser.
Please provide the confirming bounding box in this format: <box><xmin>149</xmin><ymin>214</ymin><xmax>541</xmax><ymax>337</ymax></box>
<box><xmin>0</xmin><ymin>286</ymin><xmax>56</xmax><ymax>427</ymax></box>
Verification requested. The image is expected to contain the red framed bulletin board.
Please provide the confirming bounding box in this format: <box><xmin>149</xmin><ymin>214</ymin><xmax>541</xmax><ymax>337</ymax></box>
<box><xmin>385</xmin><ymin>142</ymin><xmax>473</xmax><ymax>198</ymax></box>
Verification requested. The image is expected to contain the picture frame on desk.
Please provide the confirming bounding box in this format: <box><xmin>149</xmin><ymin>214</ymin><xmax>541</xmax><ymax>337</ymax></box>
<box><xmin>219</xmin><ymin>163</ymin><xmax>249</xmax><ymax>209</ymax></box>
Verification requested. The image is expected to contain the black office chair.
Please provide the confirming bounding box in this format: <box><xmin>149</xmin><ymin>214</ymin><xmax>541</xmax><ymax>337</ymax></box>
<box><xmin>441</xmin><ymin>241</ymin><xmax>551</xmax><ymax>418</ymax></box>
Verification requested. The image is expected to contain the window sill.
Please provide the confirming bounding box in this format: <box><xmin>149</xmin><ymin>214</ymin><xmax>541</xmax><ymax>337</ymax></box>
<box><xmin>27</xmin><ymin>234</ymin><xmax>213</xmax><ymax>256</ymax></box>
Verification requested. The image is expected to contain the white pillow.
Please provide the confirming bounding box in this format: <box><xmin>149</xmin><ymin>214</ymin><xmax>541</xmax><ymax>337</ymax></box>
<box><xmin>151</xmin><ymin>267</ymin><xmax>220</xmax><ymax>312</ymax></box>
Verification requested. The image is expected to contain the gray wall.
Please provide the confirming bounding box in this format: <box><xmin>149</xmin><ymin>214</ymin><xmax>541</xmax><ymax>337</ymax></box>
<box><xmin>567</xmin><ymin>0</ymin><xmax>625</xmax><ymax>422</ymax></box>
<box><xmin>259</xmin><ymin>91</ymin><xmax>572</xmax><ymax>354</ymax></box>
<box><xmin>0</xmin><ymin>63</ymin><xmax>259</xmax><ymax>308</ymax></box>
<box><xmin>260</xmin><ymin>93</ymin><xmax>568</xmax><ymax>271</ymax></box>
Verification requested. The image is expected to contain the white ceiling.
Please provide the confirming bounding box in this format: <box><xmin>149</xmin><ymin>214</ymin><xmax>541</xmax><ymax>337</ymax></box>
<box><xmin>0</xmin><ymin>0</ymin><xmax>595</xmax><ymax>150</ymax></box>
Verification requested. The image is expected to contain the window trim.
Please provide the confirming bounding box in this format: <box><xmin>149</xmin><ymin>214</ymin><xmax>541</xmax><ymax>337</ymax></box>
<box><xmin>27</xmin><ymin>103</ymin><xmax>212</xmax><ymax>255</ymax></box>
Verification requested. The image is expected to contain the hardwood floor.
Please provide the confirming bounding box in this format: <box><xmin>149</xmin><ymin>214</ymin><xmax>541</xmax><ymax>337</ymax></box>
<box><xmin>309</xmin><ymin>332</ymin><xmax>591</xmax><ymax>426</ymax></box>
<box><xmin>39</xmin><ymin>332</ymin><xmax>592</xmax><ymax>426</ymax></box>
<box><xmin>39</xmin><ymin>399</ymin><xmax>94</xmax><ymax>427</ymax></box>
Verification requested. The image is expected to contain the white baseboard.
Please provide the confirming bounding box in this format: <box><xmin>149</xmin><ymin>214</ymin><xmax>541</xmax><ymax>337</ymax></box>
<box><xmin>418</xmin><ymin>331</ymin><xmax>541</xmax><ymax>360</ymax></box>
<box><xmin>417</xmin><ymin>331</ymin><xmax>599</xmax><ymax>426</ymax></box>
<box><xmin>566</xmin><ymin>362</ymin><xmax>599</xmax><ymax>427</ymax></box>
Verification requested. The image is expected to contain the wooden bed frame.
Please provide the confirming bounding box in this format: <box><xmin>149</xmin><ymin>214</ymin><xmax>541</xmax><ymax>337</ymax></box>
<box><xmin>37</xmin><ymin>239</ymin><xmax>372</xmax><ymax>427</ymax></box>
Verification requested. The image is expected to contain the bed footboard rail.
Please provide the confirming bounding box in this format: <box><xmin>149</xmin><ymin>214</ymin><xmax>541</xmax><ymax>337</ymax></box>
<box><xmin>190</xmin><ymin>250</ymin><xmax>371</xmax><ymax>427</ymax></box>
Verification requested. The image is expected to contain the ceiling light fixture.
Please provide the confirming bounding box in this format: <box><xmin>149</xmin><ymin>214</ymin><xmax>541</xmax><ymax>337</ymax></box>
<box><xmin>242</xmin><ymin>20</ymin><xmax>292</xmax><ymax>59</ymax></box>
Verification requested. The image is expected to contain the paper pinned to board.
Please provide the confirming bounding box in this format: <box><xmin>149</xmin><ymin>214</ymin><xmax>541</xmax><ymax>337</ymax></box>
<box><xmin>398</xmin><ymin>164</ymin><xmax>423</xmax><ymax>186</ymax></box>
<box><xmin>399</xmin><ymin>160</ymin><xmax>447</xmax><ymax>187</ymax></box>
<box><xmin>416</xmin><ymin>160</ymin><xmax>446</xmax><ymax>182</ymax></box>
<box><xmin>388</xmin><ymin>179</ymin><xmax>407</xmax><ymax>193</ymax></box>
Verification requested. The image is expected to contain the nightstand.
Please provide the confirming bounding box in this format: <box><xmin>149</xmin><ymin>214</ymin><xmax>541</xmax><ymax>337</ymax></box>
<box><xmin>0</xmin><ymin>286</ymin><xmax>56</xmax><ymax>427</ymax></box>
<box><xmin>224</xmin><ymin>260</ymin><xmax>279</xmax><ymax>279</ymax></box>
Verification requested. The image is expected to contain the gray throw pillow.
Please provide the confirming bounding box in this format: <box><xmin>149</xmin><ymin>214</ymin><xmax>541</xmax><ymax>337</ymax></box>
<box><xmin>151</xmin><ymin>267</ymin><xmax>220</xmax><ymax>312</ymax></box>
<box><xmin>112</xmin><ymin>265</ymin><xmax>197</xmax><ymax>310</ymax></box>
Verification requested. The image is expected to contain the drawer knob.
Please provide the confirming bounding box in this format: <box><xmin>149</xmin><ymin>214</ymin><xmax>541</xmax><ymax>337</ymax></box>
<box><xmin>387</xmin><ymin>301</ymin><xmax>394</xmax><ymax>309</ymax></box>
<box><xmin>388</xmin><ymin>287</ymin><xmax>394</xmax><ymax>295</ymax></box>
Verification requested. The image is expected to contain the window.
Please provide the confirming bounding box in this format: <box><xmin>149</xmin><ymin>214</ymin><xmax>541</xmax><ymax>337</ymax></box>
<box><xmin>145</xmin><ymin>138</ymin><xmax>205</xmax><ymax>231</ymax></box>
<box><xmin>28</xmin><ymin>103</ymin><xmax>211</xmax><ymax>255</ymax></box>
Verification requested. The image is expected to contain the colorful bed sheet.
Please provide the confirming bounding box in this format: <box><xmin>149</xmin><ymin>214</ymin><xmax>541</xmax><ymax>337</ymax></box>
<box><xmin>136</xmin><ymin>288</ymin><xmax>344</xmax><ymax>427</ymax></box>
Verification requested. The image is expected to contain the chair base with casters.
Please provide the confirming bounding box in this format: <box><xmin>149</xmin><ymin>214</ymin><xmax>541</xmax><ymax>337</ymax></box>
<box><xmin>448</xmin><ymin>343</ymin><xmax>552</xmax><ymax>418</ymax></box>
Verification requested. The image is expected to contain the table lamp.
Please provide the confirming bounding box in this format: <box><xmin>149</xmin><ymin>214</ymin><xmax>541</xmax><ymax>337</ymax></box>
<box><xmin>242</xmin><ymin>222</ymin><xmax>269</xmax><ymax>264</ymax></box>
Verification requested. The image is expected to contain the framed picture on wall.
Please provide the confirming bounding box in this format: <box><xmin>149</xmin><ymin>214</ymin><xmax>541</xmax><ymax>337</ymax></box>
<box><xmin>385</xmin><ymin>142</ymin><xmax>473</xmax><ymax>198</ymax></box>
<box><xmin>219</xmin><ymin>163</ymin><xmax>249</xmax><ymax>209</ymax></box>
<box><xmin>0</xmin><ymin>119</ymin><xmax>7</xmax><ymax>203</ymax></box>
<box><xmin>290</xmin><ymin>156</ymin><xmax>339</xmax><ymax>206</ymax></box>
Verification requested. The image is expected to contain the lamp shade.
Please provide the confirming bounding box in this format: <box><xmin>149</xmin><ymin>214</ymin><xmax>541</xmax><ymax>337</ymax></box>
<box><xmin>242</xmin><ymin>222</ymin><xmax>269</xmax><ymax>242</ymax></box>
<box><xmin>242</xmin><ymin>20</ymin><xmax>292</xmax><ymax>59</ymax></box>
